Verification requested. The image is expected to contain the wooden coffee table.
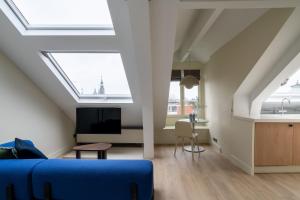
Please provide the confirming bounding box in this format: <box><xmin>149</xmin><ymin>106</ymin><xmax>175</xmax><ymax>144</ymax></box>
<box><xmin>73</xmin><ymin>143</ymin><xmax>112</xmax><ymax>159</ymax></box>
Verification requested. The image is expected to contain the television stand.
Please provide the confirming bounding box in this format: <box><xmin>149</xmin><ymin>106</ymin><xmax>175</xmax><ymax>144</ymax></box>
<box><xmin>72</xmin><ymin>143</ymin><xmax>112</xmax><ymax>159</ymax></box>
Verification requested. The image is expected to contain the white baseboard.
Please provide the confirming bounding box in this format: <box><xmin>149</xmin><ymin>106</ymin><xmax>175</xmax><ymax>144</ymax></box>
<box><xmin>229</xmin><ymin>154</ymin><xmax>253</xmax><ymax>175</ymax></box>
<box><xmin>255</xmin><ymin>166</ymin><xmax>300</xmax><ymax>173</ymax></box>
<box><xmin>47</xmin><ymin>145</ymin><xmax>73</xmax><ymax>158</ymax></box>
<box><xmin>211</xmin><ymin>142</ymin><xmax>221</xmax><ymax>153</ymax></box>
<box><xmin>77</xmin><ymin>129</ymin><xmax>143</xmax><ymax>144</ymax></box>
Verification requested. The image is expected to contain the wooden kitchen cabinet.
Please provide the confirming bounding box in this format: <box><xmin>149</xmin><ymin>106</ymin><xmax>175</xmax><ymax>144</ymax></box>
<box><xmin>255</xmin><ymin>122</ymin><xmax>294</xmax><ymax>166</ymax></box>
<box><xmin>293</xmin><ymin>123</ymin><xmax>300</xmax><ymax>165</ymax></box>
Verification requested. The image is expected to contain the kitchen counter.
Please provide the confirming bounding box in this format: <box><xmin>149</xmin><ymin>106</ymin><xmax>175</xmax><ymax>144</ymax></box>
<box><xmin>255</xmin><ymin>114</ymin><xmax>300</xmax><ymax>122</ymax></box>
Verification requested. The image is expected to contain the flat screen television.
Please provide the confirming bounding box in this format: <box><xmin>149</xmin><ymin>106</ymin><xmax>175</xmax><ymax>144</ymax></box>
<box><xmin>76</xmin><ymin>107</ymin><xmax>121</xmax><ymax>134</ymax></box>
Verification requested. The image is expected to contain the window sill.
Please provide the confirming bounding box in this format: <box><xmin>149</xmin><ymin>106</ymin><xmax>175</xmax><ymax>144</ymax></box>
<box><xmin>167</xmin><ymin>115</ymin><xmax>189</xmax><ymax>118</ymax></box>
<box><xmin>163</xmin><ymin>125</ymin><xmax>209</xmax><ymax>130</ymax></box>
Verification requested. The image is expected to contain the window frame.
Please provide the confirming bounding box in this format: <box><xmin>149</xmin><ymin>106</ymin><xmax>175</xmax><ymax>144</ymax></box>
<box><xmin>167</xmin><ymin>69</ymin><xmax>201</xmax><ymax>117</ymax></box>
<box><xmin>42</xmin><ymin>51</ymin><xmax>132</xmax><ymax>101</ymax></box>
<box><xmin>5</xmin><ymin>0</ymin><xmax>114</xmax><ymax>31</ymax></box>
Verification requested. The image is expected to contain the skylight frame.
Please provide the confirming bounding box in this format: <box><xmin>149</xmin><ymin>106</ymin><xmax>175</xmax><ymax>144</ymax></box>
<box><xmin>4</xmin><ymin>0</ymin><xmax>114</xmax><ymax>31</ymax></box>
<box><xmin>42</xmin><ymin>51</ymin><xmax>132</xmax><ymax>102</ymax></box>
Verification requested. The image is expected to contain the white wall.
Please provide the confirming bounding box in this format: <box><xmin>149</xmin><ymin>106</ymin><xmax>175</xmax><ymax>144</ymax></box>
<box><xmin>204</xmin><ymin>9</ymin><xmax>291</xmax><ymax>174</ymax></box>
<box><xmin>233</xmin><ymin>8</ymin><xmax>295</xmax><ymax>118</ymax></box>
<box><xmin>0</xmin><ymin>52</ymin><xmax>75</xmax><ymax>158</ymax></box>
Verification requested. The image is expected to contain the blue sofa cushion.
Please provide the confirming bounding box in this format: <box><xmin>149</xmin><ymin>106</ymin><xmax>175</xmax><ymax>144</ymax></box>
<box><xmin>32</xmin><ymin>159</ymin><xmax>153</xmax><ymax>200</ymax></box>
<box><xmin>15</xmin><ymin>138</ymin><xmax>47</xmax><ymax>159</ymax></box>
<box><xmin>0</xmin><ymin>141</ymin><xmax>16</xmax><ymax>148</ymax></box>
<box><xmin>0</xmin><ymin>159</ymin><xmax>44</xmax><ymax>200</ymax></box>
<box><xmin>0</xmin><ymin>140</ymin><xmax>34</xmax><ymax>148</ymax></box>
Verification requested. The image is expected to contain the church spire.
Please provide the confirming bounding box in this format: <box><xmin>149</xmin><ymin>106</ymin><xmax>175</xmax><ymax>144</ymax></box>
<box><xmin>99</xmin><ymin>75</ymin><xmax>105</xmax><ymax>95</ymax></box>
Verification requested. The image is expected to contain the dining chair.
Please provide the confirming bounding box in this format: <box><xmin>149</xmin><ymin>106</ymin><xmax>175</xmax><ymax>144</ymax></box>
<box><xmin>174</xmin><ymin>121</ymin><xmax>200</xmax><ymax>160</ymax></box>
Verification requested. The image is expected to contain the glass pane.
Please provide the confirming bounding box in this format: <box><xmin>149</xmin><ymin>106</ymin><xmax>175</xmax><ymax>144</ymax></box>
<box><xmin>167</xmin><ymin>81</ymin><xmax>181</xmax><ymax>115</ymax></box>
<box><xmin>261</xmin><ymin>69</ymin><xmax>300</xmax><ymax>114</ymax></box>
<box><xmin>184</xmin><ymin>86</ymin><xmax>199</xmax><ymax>115</ymax></box>
<box><xmin>10</xmin><ymin>0</ymin><xmax>113</xmax><ymax>28</ymax></box>
<box><xmin>49</xmin><ymin>53</ymin><xmax>131</xmax><ymax>98</ymax></box>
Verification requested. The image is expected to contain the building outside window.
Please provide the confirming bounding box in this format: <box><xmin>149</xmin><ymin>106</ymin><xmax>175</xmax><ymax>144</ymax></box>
<box><xmin>167</xmin><ymin>69</ymin><xmax>201</xmax><ymax>117</ymax></box>
<box><xmin>167</xmin><ymin>81</ymin><xmax>181</xmax><ymax>115</ymax></box>
<box><xmin>184</xmin><ymin>85</ymin><xmax>199</xmax><ymax>115</ymax></box>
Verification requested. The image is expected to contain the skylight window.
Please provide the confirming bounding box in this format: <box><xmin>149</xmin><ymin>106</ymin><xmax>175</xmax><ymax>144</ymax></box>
<box><xmin>5</xmin><ymin>0</ymin><xmax>114</xmax><ymax>30</ymax></box>
<box><xmin>45</xmin><ymin>52</ymin><xmax>132</xmax><ymax>100</ymax></box>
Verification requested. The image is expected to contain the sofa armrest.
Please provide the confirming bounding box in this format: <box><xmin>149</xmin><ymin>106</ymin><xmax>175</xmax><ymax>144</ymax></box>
<box><xmin>0</xmin><ymin>159</ymin><xmax>44</xmax><ymax>200</ymax></box>
<box><xmin>32</xmin><ymin>159</ymin><xmax>153</xmax><ymax>200</ymax></box>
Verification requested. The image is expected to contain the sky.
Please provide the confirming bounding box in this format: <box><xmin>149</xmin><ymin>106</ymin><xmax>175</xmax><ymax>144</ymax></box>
<box><xmin>52</xmin><ymin>53</ymin><xmax>131</xmax><ymax>96</ymax></box>
<box><xmin>168</xmin><ymin>81</ymin><xmax>198</xmax><ymax>101</ymax></box>
<box><xmin>13</xmin><ymin>0</ymin><xmax>113</xmax><ymax>27</ymax></box>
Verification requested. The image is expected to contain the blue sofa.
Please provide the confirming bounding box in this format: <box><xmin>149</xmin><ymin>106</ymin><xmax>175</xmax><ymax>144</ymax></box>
<box><xmin>0</xmin><ymin>141</ymin><xmax>154</xmax><ymax>200</ymax></box>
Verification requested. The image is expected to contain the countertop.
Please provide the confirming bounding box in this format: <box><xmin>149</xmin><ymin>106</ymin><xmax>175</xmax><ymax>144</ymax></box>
<box><xmin>255</xmin><ymin>114</ymin><xmax>300</xmax><ymax>122</ymax></box>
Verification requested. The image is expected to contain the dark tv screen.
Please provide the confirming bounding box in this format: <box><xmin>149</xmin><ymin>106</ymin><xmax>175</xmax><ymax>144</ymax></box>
<box><xmin>76</xmin><ymin>108</ymin><xmax>121</xmax><ymax>134</ymax></box>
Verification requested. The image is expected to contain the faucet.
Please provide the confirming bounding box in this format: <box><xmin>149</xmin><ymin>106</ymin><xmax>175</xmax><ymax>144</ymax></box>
<box><xmin>280</xmin><ymin>97</ymin><xmax>291</xmax><ymax>115</ymax></box>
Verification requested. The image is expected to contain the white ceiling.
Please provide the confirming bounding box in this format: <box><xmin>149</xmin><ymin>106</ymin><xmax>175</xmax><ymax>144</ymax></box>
<box><xmin>174</xmin><ymin>8</ymin><xmax>267</xmax><ymax>63</ymax></box>
<box><xmin>174</xmin><ymin>9</ymin><xmax>199</xmax><ymax>52</ymax></box>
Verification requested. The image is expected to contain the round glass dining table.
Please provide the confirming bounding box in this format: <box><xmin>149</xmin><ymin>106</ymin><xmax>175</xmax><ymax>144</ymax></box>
<box><xmin>178</xmin><ymin>118</ymin><xmax>208</xmax><ymax>153</ymax></box>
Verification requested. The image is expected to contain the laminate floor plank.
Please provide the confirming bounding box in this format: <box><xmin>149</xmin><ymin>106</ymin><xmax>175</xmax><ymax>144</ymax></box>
<box><xmin>153</xmin><ymin>145</ymin><xmax>300</xmax><ymax>200</ymax></box>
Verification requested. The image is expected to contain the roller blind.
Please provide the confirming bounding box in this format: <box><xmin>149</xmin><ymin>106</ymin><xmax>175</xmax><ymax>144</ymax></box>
<box><xmin>171</xmin><ymin>70</ymin><xmax>181</xmax><ymax>81</ymax></box>
<box><xmin>171</xmin><ymin>70</ymin><xmax>200</xmax><ymax>81</ymax></box>
<box><xmin>184</xmin><ymin>70</ymin><xmax>200</xmax><ymax>80</ymax></box>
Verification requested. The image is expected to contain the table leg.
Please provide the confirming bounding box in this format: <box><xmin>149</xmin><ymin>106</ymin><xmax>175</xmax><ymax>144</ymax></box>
<box><xmin>76</xmin><ymin>150</ymin><xmax>81</xmax><ymax>159</ymax></box>
<box><xmin>97</xmin><ymin>151</ymin><xmax>102</xmax><ymax>159</ymax></box>
<box><xmin>98</xmin><ymin>151</ymin><xmax>107</xmax><ymax>159</ymax></box>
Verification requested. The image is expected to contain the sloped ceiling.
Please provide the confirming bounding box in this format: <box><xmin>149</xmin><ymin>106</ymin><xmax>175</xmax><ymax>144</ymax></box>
<box><xmin>174</xmin><ymin>8</ymin><xmax>267</xmax><ymax>63</ymax></box>
<box><xmin>0</xmin><ymin>0</ymin><xmax>145</xmax><ymax>126</ymax></box>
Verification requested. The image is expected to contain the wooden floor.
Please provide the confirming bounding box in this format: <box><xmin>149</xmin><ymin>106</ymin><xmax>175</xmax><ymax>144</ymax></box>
<box><xmin>153</xmin><ymin>145</ymin><xmax>300</xmax><ymax>200</ymax></box>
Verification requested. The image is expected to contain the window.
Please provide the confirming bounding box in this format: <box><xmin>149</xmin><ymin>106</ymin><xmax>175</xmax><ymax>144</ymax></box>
<box><xmin>261</xmin><ymin>69</ymin><xmax>300</xmax><ymax>114</ymax></box>
<box><xmin>167</xmin><ymin>81</ymin><xmax>181</xmax><ymax>115</ymax></box>
<box><xmin>167</xmin><ymin>70</ymin><xmax>200</xmax><ymax>116</ymax></box>
<box><xmin>184</xmin><ymin>86</ymin><xmax>199</xmax><ymax>115</ymax></box>
<box><xmin>5</xmin><ymin>0</ymin><xmax>113</xmax><ymax>30</ymax></box>
<box><xmin>44</xmin><ymin>52</ymin><xmax>132</xmax><ymax>101</ymax></box>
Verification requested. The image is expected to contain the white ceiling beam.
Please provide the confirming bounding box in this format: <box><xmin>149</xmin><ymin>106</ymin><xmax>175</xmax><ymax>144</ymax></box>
<box><xmin>126</xmin><ymin>0</ymin><xmax>154</xmax><ymax>159</ymax></box>
<box><xmin>107</xmin><ymin>0</ymin><xmax>142</xmax><ymax>106</ymax></box>
<box><xmin>180</xmin><ymin>0</ymin><xmax>300</xmax><ymax>9</ymax></box>
<box><xmin>179</xmin><ymin>8</ymin><xmax>223</xmax><ymax>62</ymax></box>
<box><xmin>151</xmin><ymin>0</ymin><xmax>179</xmax><ymax>129</ymax></box>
